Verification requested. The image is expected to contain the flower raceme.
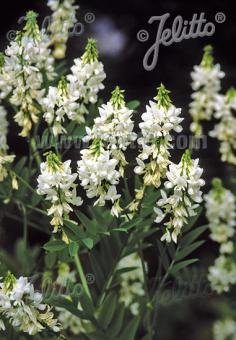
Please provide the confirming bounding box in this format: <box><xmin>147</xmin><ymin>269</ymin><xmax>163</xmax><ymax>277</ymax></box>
<box><xmin>189</xmin><ymin>45</ymin><xmax>225</xmax><ymax>136</ymax></box>
<box><xmin>205</xmin><ymin>179</ymin><xmax>236</xmax><ymax>293</ymax></box>
<box><xmin>209</xmin><ymin>88</ymin><xmax>236</xmax><ymax>165</ymax></box>
<box><xmin>0</xmin><ymin>11</ymin><xmax>55</xmax><ymax>137</ymax></box>
<box><xmin>205</xmin><ymin>178</ymin><xmax>236</xmax><ymax>247</ymax></box>
<box><xmin>154</xmin><ymin>150</ymin><xmax>205</xmax><ymax>243</ymax></box>
<box><xmin>0</xmin><ymin>272</ymin><xmax>59</xmax><ymax>335</ymax></box>
<box><xmin>134</xmin><ymin>84</ymin><xmax>183</xmax><ymax>190</ymax></box>
<box><xmin>37</xmin><ymin>152</ymin><xmax>82</xmax><ymax>239</ymax></box>
<box><xmin>78</xmin><ymin>86</ymin><xmax>136</xmax><ymax>217</ymax></box>
<box><xmin>117</xmin><ymin>253</ymin><xmax>145</xmax><ymax>316</ymax></box>
<box><xmin>0</xmin><ymin>106</ymin><xmax>15</xmax><ymax>182</ymax></box>
<box><xmin>43</xmin><ymin>39</ymin><xmax>106</xmax><ymax>135</ymax></box>
<box><xmin>47</xmin><ymin>0</ymin><xmax>78</xmax><ymax>59</ymax></box>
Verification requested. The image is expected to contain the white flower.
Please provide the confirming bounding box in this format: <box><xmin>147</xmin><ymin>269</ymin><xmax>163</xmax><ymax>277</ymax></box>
<box><xmin>213</xmin><ymin>319</ymin><xmax>236</xmax><ymax>340</ymax></box>
<box><xmin>0</xmin><ymin>272</ymin><xmax>60</xmax><ymax>335</ymax></box>
<box><xmin>209</xmin><ymin>88</ymin><xmax>236</xmax><ymax>165</ymax></box>
<box><xmin>154</xmin><ymin>150</ymin><xmax>205</xmax><ymax>243</ymax></box>
<box><xmin>0</xmin><ymin>105</ymin><xmax>15</xmax><ymax>182</ymax></box>
<box><xmin>117</xmin><ymin>253</ymin><xmax>145</xmax><ymax>315</ymax></box>
<box><xmin>78</xmin><ymin>86</ymin><xmax>135</xmax><ymax>216</ymax></box>
<box><xmin>208</xmin><ymin>255</ymin><xmax>236</xmax><ymax>294</ymax></box>
<box><xmin>42</xmin><ymin>77</ymin><xmax>80</xmax><ymax>135</ymax></box>
<box><xmin>204</xmin><ymin>178</ymin><xmax>236</xmax><ymax>246</ymax></box>
<box><xmin>42</xmin><ymin>39</ymin><xmax>106</xmax><ymax>132</ymax></box>
<box><xmin>47</xmin><ymin>0</ymin><xmax>78</xmax><ymax>59</ymax></box>
<box><xmin>78</xmin><ymin>145</ymin><xmax>121</xmax><ymax>208</ymax></box>
<box><xmin>134</xmin><ymin>84</ymin><xmax>183</xmax><ymax>189</ymax></box>
<box><xmin>189</xmin><ymin>45</ymin><xmax>224</xmax><ymax>136</ymax></box>
<box><xmin>83</xmin><ymin>86</ymin><xmax>136</xmax><ymax>171</ymax></box>
<box><xmin>37</xmin><ymin>152</ymin><xmax>82</xmax><ymax>236</ymax></box>
<box><xmin>0</xmin><ymin>11</ymin><xmax>55</xmax><ymax>137</ymax></box>
<box><xmin>56</xmin><ymin>262</ymin><xmax>76</xmax><ymax>287</ymax></box>
<box><xmin>57</xmin><ymin>308</ymin><xmax>85</xmax><ymax>335</ymax></box>
<box><xmin>67</xmin><ymin>39</ymin><xmax>106</xmax><ymax>121</ymax></box>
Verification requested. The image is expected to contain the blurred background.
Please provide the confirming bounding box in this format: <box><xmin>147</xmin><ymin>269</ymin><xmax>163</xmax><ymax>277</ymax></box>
<box><xmin>0</xmin><ymin>0</ymin><xmax>235</xmax><ymax>339</ymax></box>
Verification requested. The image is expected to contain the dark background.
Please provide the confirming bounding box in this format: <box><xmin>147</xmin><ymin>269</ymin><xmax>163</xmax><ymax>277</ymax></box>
<box><xmin>0</xmin><ymin>1</ymin><xmax>235</xmax><ymax>339</ymax></box>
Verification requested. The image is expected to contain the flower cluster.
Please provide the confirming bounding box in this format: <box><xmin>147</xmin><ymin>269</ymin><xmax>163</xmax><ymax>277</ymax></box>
<box><xmin>210</xmin><ymin>88</ymin><xmax>236</xmax><ymax>165</ymax></box>
<box><xmin>213</xmin><ymin>319</ymin><xmax>236</xmax><ymax>340</ymax></box>
<box><xmin>117</xmin><ymin>253</ymin><xmax>145</xmax><ymax>315</ymax></box>
<box><xmin>47</xmin><ymin>0</ymin><xmax>78</xmax><ymax>59</ymax></box>
<box><xmin>37</xmin><ymin>151</ymin><xmax>82</xmax><ymax>239</ymax></box>
<box><xmin>134</xmin><ymin>84</ymin><xmax>183</xmax><ymax>191</ymax></box>
<box><xmin>0</xmin><ymin>106</ymin><xmax>14</xmax><ymax>182</ymax></box>
<box><xmin>43</xmin><ymin>39</ymin><xmax>106</xmax><ymax>134</ymax></box>
<box><xmin>154</xmin><ymin>150</ymin><xmax>205</xmax><ymax>243</ymax></box>
<box><xmin>42</xmin><ymin>76</ymin><xmax>80</xmax><ymax>135</ymax></box>
<box><xmin>208</xmin><ymin>255</ymin><xmax>236</xmax><ymax>294</ymax></box>
<box><xmin>189</xmin><ymin>45</ymin><xmax>225</xmax><ymax>136</ymax></box>
<box><xmin>67</xmin><ymin>39</ymin><xmax>106</xmax><ymax>118</ymax></box>
<box><xmin>0</xmin><ymin>272</ymin><xmax>59</xmax><ymax>335</ymax></box>
<box><xmin>206</xmin><ymin>179</ymin><xmax>236</xmax><ymax>293</ymax></box>
<box><xmin>0</xmin><ymin>11</ymin><xmax>55</xmax><ymax>137</ymax></box>
<box><xmin>205</xmin><ymin>178</ymin><xmax>236</xmax><ymax>249</ymax></box>
<box><xmin>78</xmin><ymin>87</ymin><xmax>136</xmax><ymax>216</ymax></box>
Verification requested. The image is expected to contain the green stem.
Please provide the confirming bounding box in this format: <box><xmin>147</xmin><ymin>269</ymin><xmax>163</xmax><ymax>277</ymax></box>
<box><xmin>74</xmin><ymin>253</ymin><xmax>92</xmax><ymax>300</ymax></box>
<box><xmin>21</xmin><ymin>205</ymin><xmax>28</xmax><ymax>249</ymax></box>
<box><xmin>30</xmin><ymin>137</ymin><xmax>42</xmax><ymax>168</ymax></box>
<box><xmin>138</xmin><ymin>242</ymin><xmax>152</xmax><ymax>339</ymax></box>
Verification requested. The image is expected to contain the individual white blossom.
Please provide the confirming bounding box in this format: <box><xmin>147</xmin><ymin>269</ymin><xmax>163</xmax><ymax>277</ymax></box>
<box><xmin>0</xmin><ymin>106</ymin><xmax>15</xmax><ymax>182</ymax></box>
<box><xmin>208</xmin><ymin>255</ymin><xmax>236</xmax><ymax>294</ymax></box>
<box><xmin>117</xmin><ymin>253</ymin><xmax>145</xmax><ymax>315</ymax></box>
<box><xmin>189</xmin><ymin>45</ymin><xmax>225</xmax><ymax>136</ymax></box>
<box><xmin>67</xmin><ymin>39</ymin><xmax>106</xmax><ymax>120</ymax></box>
<box><xmin>210</xmin><ymin>88</ymin><xmax>236</xmax><ymax>165</ymax></box>
<box><xmin>0</xmin><ymin>11</ymin><xmax>55</xmax><ymax>137</ymax></box>
<box><xmin>213</xmin><ymin>319</ymin><xmax>236</xmax><ymax>340</ymax></box>
<box><xmin>154</xmin><ymin>150</ymin><xmax>205</xmax><ymax>243</ymax></box>
<box><xmin>47</xmin><ymin>0</ymin><xmax>78</xmax><ymax>59</ymax></box>
<box><xmin>204</xmin><ymin>178</ymin><xmax>236</xmax><ymax>246</ymax></box>
<box><xmin>134</xmin><ymin>84</ymin><xmax>183</xmax><ymax>190</ymax></box>
<box><xmin>0</xmin><ymin>272</ymin><xmax>60</xmax><ymax>335</ymax></box>
<box><xmin>37</xmin><ymin>151</ymin><xmax>82</xmax><ymax>238</ymax></box>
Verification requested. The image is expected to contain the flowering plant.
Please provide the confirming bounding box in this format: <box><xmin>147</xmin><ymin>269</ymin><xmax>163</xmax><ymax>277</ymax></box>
<box><xmin>0</xmin><ymin>2</ymin><xmax>235</xmax><ymax>340</ymax></box>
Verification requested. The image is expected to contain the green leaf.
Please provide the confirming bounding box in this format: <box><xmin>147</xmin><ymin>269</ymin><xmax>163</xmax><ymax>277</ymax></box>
<box><xmin>170</xmin><ymin>259</ymin><xmax>198</xmax><ymax>275</ymax></box>
<box><xmin>176</xmin><ymin>240</ymin><xmax>205</xmax><ymax>261</ymax></box>
<box><xmin>107</xmin><ymin>305</ymin><xmax>125</xmax><ymax>337</ymax></box>
<box><xmin>63</xmin><ymin>219</ymin><xmax>85</xmax><ymax>240</ymax></box>
<box><xmin>180</xmin><ymin>225</ymin><xmax>208</xmax><ymax>247</ymax></box>
<box><xmin>45</xmin><ymin>296</ymin><xmax>87</xmax><ymax>319</ymax></box>
<box><xmin>69</xmin><ymin>241</ymin><xmax>79</xmax><ymax>257</ymax></box>
<box><xmin>183</xmin><ymin>207</ymin><xmax>203</xmax><ymax>232</ymax></box>
<box><xmin>14</xmin><ymin>157</ymin><xmax>27</xmax><ymax>175</ymax></box>
<box><xmin>119</xmin><ymin>316</ymin><xmax>140</xmax><ymax>340</ymax></box>
<box><xmin>82</xmin><ymin>238</ymin><xmax>94</xmax><ymax>250</ymax></box>
<box><xmin>45</xmin><ymin>252</ymin><xmax>57</xmax><ymax>269</ymax></box>
<box><xmin>98</xmin><ymin>292</ymin><xmax>117</xmax><ymax>329</ymax></box>
<box><xmin>75</xmin><ymin>211</ymin><xmax>97</xmax><ymax>235</ymax></box>
<box><xmin>43</xmin><ymin>240</ymin><xmax>66</xmax><ymax>252</ymax></box>
<box><xmin>126</xmin><ymin>100</ymin><xmax>141</xmax><ymax>110</ymax></box>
